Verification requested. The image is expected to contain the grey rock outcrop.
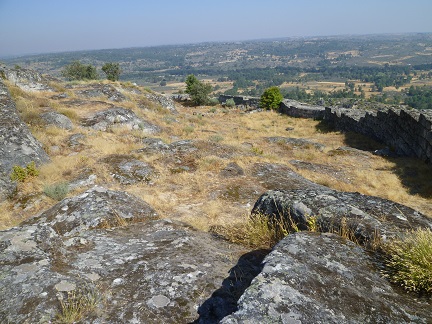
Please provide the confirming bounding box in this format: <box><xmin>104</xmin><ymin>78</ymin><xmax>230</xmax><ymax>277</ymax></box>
<box><xmin>0</xmin><ymin>66</ymin><xmax>56</xmax><ymax>92</ymax></box>
<box><xmin>144</xmin><ymin>92</ymin><xmax>178</xmax><ymax>114</ymax></box>
<box><xmin>76</xmin><ymin>83</ymin><xmax>126</xmax><ymax>102</ymax></box>
<box><xmin>40</xmin><ymin>111</ymin><xmax>73</xmax><ymax>130</ymax></box>
<box><xmin>0</xmin><ymin>79</ymin><xmax>49</xmax><ymax>200</ymax></box>
<box><xmin>221</xmin><ymin>232</ymin><xmax>432</xmax><ymax>323</ymax></box>
<box><xmin>266</xmin><ymin>136</ymin><xmax>325</xmax><ymax>151</ymax></box>
<box><xmin>220</xmin><ymin>162</ymin><xmax>244</xmax><ymax>178</ymax></box>
<box><xmin>0</xmin><ymin>187</ymin><xmax>250</xmax><ymax>323</ymax></box>
<box><xmin>82</xmin><ymin>107</ymin><xmax>160</xmax><ymax>133</ymax></box>
<box><xmin>101</xmin><ymin>154</ymin><xmax>157</xmax><ymax>185</ymax></box>
<box><xmin>251</xmin><ymin>163</ymin><xmax>326</xmax><ymax>191</ymax></box>
<box><xmin>253</xmin><ymin>189</ymin><xmax>432</xmax><ymax>243</ymax></box>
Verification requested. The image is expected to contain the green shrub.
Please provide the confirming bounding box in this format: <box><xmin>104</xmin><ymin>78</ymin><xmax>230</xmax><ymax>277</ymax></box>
<box><xmin>102</xmin><ymin>62</ymin><xmax>121</xmax><ymax>81</ymax></box>
<box><xmin>185</xmin><ymin>74</ymin><xmax>212</xmax><ymax>106</ymax></box>
<box><xmin>383</xmin><ymin>228</ymin><xmax>432</xmax><ymax>294</ymax></box>
<box><xmin>260</xmin><ymin>86</ymin><xmax>283</xmax><ymax>110</ymax></box>
<box><xmin>208</xmin><ymin>98</ymin><xmax>219</xmax><ymax>106</ymax></box>
<box><xmin>44</xmin><ymin>182</ymin><xmax>70</xmax><ymax>201</ymax></box>
<box><xmin>61</xmin><ymin>61</ymin><xmax>98</xmax><ymax>81</ymax></box>
<box><xmin>10</xmin><ymin>161</ymin><xmax>39</xmax><ymax>182</ymax></box>
<box><xmin>25</xmin><ymin>161</ymin><xmax>39</xmax><ymax>177</ymax></box>
<box><xmin>224</xmin><ymin>98</ymin><xmax>236</xmax><ymax>107</ymax></box>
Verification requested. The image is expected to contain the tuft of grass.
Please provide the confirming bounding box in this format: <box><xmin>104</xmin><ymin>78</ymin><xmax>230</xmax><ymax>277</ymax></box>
<box><xmin>210</xmin><ymin>213</ymin><xmax>290</xmax><ymax>249</ymax></box>
<box><xmin>98</xmin><ymin>210</ymin><xmax>128</xmax><ymax>229</ymax></box>
<box><xmin>382</xmin><ymin>228</ymin><xmax>432</xmax><ymax>294</ymax></box>
<box><xmin>43</xmin><ymin>182</ymin><xmax>70</xmax><ymax>201</ymax></box>
<box><xmin>55</xmin><ymin>286</ymin><xmax>99</xmax><ymax>324</ymax></box>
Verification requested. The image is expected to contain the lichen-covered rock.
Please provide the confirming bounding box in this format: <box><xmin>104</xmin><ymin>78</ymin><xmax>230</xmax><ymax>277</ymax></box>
<box><xmin>23</xmin><ymin>186</ymin><xmax>158</xmax><ymax>236</ymax></box>
<box><xmin>67</xmin><ymin>133</ymin><xmax>86</xmax><ymax>151</ymax></box>
<box><xmin>266</xmin><ymin>136</ymin><xmax>325</xmax><ymax>151</ymax></box>
<box><xmin>220</xmin><ymin>162</ymin><xmax>244</xmax><ymax>178</ymax></box>
<box><xmin>81</xmin><ymin>107</ymin><xmax>160</xmax><ymax>133</ymax></box>
<box><xmin>40</xmin><ymin>111</ymin><xmax>73</xmax><ymax>129</ymax></box>
<box><xmin>251</xmin><ymin>163</ymin><xmax>325</xmax><ymax>191</ymax></box>
<box><xmin>0</xmin><ymin>187</ymin><xmax>249</xmax><ymax>323</ymax></box>
<box><xmin>101</xmin><ymin>154</ymin><xmax>157</xmax><ymax>185</ymax></box>
<box><xmin>144</xmin><ymin>92</ymin><xmax>178</xmax><ymax>114</ymax></box>
<box><xmin>221</xmin><ymin>232</ymin><xmax>432</xmax><ymax>323</ymax></box>
<box><xmin>0</xmin><ymin>66</ymin><xmax>56</xmax><ymax>92</ymax></box>
<box><xmin>76</xmin><ymin>83</ymin><xmax>126</xmax><ymax>102</ymax></box>
<box><xmin>0</xmin><ymin>79</ymin><xmax>49</xmax><ymax>200</ymax></box>
<box><xmin>253</xmin><ymin>189</ymin><xmax>432</xmax><ymax>243</ymax></box>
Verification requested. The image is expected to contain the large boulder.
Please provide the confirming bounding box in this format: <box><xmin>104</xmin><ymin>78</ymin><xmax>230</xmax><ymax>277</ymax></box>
<box><xmin>0</xmin><ymin>79</ymin><xmax>49</xmax><ymax>200</ymax></box>
<box><xmin>252</xmin><ymin>189</ymin><xmax>432</xmax><ymax>243</ymax></box>
<box><xmin>221</xmin><ymin>232</ymin><xmax>432</xmax><ymax>323</ymax></box>
<box><xmin>40</xmin><ymin>111</ymin><xmax>73</xmax><ymax>130</ymax></box>
<box><xmin>0</xmin><ymin>187</ymin><xmax>251</xmax><ymax>323</ymax></box>
<box><xmin>82</xmin><ymin>107</ymin><xmax>160</xmax><ymax>133</ymax></box>
<box><xmin>75</xmin><ymin>83</ymin><xmax>126</xmax><ymax>102</ymax></box>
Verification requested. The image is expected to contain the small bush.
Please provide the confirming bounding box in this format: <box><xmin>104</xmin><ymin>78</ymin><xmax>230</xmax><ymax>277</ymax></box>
<box><xmin>382</xmin><ymin>228</ymin><xmax>432</xmax><ymax>294</ymax></box>
<box><xmin>44</xmin><ymin>182</ymin><xmax>70</xmax><ymax>201</ymax></box>
<box><xmin>224</xmin><ymin>98</ymin><xmax>236</xmax><ymax>107</ymax></box>
<box><xmin>10</xmin><ymin>162</ymin><xmax>39</xmax><ymax>182</ymax></box>
<box><xmin>208</xmin><ymin>98</ymin><xmax>219</xmax><ymax>106</ymax></box>
<box><xmin>25</xmin><ymin>161</ymin><xmax>39</xmax><ymax>177</ymax></box>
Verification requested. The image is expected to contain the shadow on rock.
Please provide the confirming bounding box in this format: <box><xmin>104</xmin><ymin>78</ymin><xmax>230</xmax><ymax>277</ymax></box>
<box><xmin>193</xmin><ymin>249</ymin><xmax>269</xmax><ymax>324</ymax></box>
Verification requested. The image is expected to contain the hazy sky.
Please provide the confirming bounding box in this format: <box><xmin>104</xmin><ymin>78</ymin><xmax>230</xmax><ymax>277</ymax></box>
<box><xmin>1</xmin><ymin>0</ymin><xmax>431</xmax><ymax>57</ymax></box>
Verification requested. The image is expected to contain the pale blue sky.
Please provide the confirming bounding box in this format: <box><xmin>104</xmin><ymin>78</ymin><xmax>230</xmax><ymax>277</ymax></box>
<box><xmin>0</xmin><ymin>0</ymin><xmax>431</xmax><ymax>57</ymax></box>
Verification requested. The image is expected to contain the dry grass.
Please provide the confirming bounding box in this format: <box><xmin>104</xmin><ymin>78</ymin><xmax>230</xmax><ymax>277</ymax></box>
<box><xmin>1</xmin><ymin>79</ymin><xmax>431</xmax><ymax>234</ymax></box>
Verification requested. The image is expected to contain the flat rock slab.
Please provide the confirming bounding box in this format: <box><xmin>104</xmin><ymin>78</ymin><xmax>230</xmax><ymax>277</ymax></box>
<box><xmin>250</xmin><ymin>163</ymin><xmax>326</xmax><ymax>191</ymax></box>
<box><xmin>221</xmin><ymin>232</ymin><xmax>432</xmax><ymax>323</ymax></box>
<box><xmin>40</xmin><ymin>111</ymin><xmax>73</xmax><ymax>130</ymax></box>
<box><xmin>75</xmin><ymin>83</ymin><xmax>126</xmax><ymax>102</ymax></box>
<box><xmin>266</xmin><ymin>136</ymin><xmax>325</xmax><ymax>151</ymax></box>
<box><xmin>0</xmin><ymin>188</ymin><xmax>250</xmax><ymax>323</ymax></box>
<box><xmin>22</xmin><ymin>186</ymin><xmax>158</xmax><ymax>236</ymax></box>
<box><xmin>81</xmin><ymin>107</ymin><xmax>160</xmax><ymax>133</ymax></box>
<box><xmin>101</xmin><ymin>154</ymin><xmax>157</xmax><ymax>185</ymax></box>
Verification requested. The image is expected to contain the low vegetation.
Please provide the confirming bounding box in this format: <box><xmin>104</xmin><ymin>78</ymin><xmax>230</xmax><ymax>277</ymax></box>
<box><xmin>43</xmin><ymin>182</ymin><xmax>70</xmax><ymax>201</ymax></box>
<box><xmin>382</xmin><ymin>228</ymin><xmax>432</xmax><ymax>294</ymax></box>
<box><xmin>55</xmin><ymin>287</ymin><xmax>99</xmax><ymax>324</ymax></box>
<box><xmin>10</xmin><ymin>161</ymin><xmax>39</xmax><ymax>182</ymax></box>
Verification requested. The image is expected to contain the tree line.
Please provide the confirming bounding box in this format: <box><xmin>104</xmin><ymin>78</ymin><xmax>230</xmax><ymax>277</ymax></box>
<box><xmin>61</xmin><ymin>61</ymin><xmax>121</xmax><ymax>81</ymax></box>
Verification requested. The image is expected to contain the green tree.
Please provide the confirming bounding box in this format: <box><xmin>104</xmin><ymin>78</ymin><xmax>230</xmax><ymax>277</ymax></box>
<box><xmin>102</xmin><ymin>62</ymin><xmax>121</xmax><ymax>81</ymax></box>
<box><xmin>260</xmin><ymin>86</ymin><xmax>283</xmax><ymax>110</ymax></box>
<box><xmin>185</xmin><ymin>74</ymin><xmax>212</xmax><ymax>106</ymax></box>
<box><xmin>61</xmin><ymin>61</ymin><xmax>98</xmax><ymax>81</ymax></box>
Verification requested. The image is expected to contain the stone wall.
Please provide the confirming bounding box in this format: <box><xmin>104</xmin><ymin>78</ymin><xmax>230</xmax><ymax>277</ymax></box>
<box><xmin>279</xmin><ymin>99</ymin><xmax>325</xmax><ymax>119</ymax></box>
<box><xmin>216</xmin><ymin>95</ymin><xmax>432</xmax><ymax>163</ymax></box>
<box><xmin>323</xmin><ymin>107</ymin><xmax>432</xmax><ymax>162</ymax></box>
<box><xmin>218</xmin><ymin>95</ymin><xmax>260</xmax><ymax>108</ymax></box>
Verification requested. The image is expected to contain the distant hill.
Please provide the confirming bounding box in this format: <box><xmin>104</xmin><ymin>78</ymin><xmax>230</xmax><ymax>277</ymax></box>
<box><xmin>3</xmin><ymin>33</ymin><xmax>432</xmax><ymax>82</ymax></box>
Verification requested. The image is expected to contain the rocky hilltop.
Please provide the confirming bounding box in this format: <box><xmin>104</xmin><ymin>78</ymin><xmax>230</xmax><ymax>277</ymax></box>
<box><xmin>0</xmin><ymin>67</ymin><xmax>431</xmax><ymax>323</ymax></box>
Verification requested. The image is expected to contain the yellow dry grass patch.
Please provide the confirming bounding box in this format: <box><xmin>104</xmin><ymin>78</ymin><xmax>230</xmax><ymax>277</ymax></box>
<box><xmin>2</xmin><ymin>79</ymin><xmax>432</xmax><ymax>234</ymax></box>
